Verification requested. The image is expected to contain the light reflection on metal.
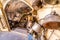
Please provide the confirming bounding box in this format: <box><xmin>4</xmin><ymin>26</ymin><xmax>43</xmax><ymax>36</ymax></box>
<box><xmin>0</xmin><ymin>0</ymin><xmax>60</xmax><ymax>40</ymax></box>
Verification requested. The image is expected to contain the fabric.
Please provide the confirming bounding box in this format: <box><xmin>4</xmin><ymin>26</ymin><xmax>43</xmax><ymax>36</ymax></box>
<box><xmin>28</xmin><ymin>34</ymin><xmax>33</xmax><ymax>40</ymax></box>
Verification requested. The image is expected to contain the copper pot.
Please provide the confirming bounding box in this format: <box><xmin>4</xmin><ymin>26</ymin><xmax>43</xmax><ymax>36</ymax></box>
<box><xmin>40</xmin><ymin>11</ymin><xmax>60</xmax><ymax>29</ymax></box>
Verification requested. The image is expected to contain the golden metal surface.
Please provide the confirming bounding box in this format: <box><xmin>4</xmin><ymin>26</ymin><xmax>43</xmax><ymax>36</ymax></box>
<box><xmin>0</xmin><ymin>1</ymin><xmax>3</xmax><ymax>8</ymax></box>
<box><xmin>0</xmin><ymin>1</ymin><xmax>10</xmax><ymax>31</ymax></box>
